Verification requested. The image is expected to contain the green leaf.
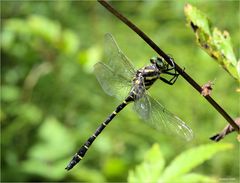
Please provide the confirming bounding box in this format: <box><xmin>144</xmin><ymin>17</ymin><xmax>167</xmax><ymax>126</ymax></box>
<box><xmin>184</xmin><ymin>4</ymin><xmax>239</xmax><ymax>81</ymax></box>
<box><xmin>184</xmin><ymin>3</ymin><xmax>211</xmax><ymax>35</ymax></box>
<box><xmin>211</xmin><ymin>28</ymin><xmax>238</xmax><ymax>77</ymax></box>
<box><xmin>128</xmin><ymin>143</ymin><xmax>165</xmax><ymax>183</ymax></box>
<box><xmin>160</xmin><ymin>143</ymin><xmax>233</xmax><ymax>182</ymax></box>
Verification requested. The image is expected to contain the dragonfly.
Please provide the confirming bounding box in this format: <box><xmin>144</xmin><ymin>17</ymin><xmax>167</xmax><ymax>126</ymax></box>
<box><xmin>65</xmin><ymin>33</ymin><xmax>193</xmax><ymax>171</ymax></box>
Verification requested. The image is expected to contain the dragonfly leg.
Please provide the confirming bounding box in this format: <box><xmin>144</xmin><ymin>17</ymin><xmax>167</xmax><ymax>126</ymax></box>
<box><xmin>163</xmin><ymin>64</ymin><xmax>178</xmax><ymax>76</ymax></box>
<box><xmin>159</xmin><ymin>69</ymin><xmax>179</xmax><ymax>85</ymax></box>
<box><xmin>160</xmin><ymin>68</ymin><xmax>179</xmax><ymax>85</ymax></box>
<box><xmin>163</xmin><ymin>70</ymin><xmax>178</xmax><ymax>76</ymax></box>
<box><xmin>160</xmin><ymin>76</ymin><xmax>176</xmax><ymax>85</ymax></box>
<box><xmin>169</xmin><ymin>73</ymin><xmax>179</xmax><ymax>84</ymax></box>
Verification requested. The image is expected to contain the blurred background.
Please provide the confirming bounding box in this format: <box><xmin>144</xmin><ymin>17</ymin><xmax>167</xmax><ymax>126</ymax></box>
<box><xmin>1</xmin><ymin>1</ymin><xmax>239</xmax><ymax>182</ymax></box>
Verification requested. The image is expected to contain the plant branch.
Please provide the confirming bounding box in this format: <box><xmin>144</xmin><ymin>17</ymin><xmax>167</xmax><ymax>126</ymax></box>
<box><xmin>97</xmin><ymin>0</ymin><xmax>239</xmax><ymax>133</ymax></box>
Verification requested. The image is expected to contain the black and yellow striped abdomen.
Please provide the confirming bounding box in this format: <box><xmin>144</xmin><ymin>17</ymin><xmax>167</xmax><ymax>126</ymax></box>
<box><xmin>65</xmin><ymin>95</ymin><xmax>134</xmax><ymax>170</ymax></box>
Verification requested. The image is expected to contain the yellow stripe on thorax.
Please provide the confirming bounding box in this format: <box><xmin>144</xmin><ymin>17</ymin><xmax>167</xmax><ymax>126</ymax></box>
<box><xmin>144</xmin><ymin>69</ymin><xmax>155</xmax><ymax>73</ymax></box>
<box><xmin>145</xmin><ymin>75</ymin><xmax>158</xmax><ymax>81</ymax></box>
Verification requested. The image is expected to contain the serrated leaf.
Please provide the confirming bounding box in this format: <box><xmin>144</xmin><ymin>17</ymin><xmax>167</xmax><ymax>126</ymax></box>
<box><xmin>211</xmin><ymin>28</ymin><xmax>238</xmax><ymax>78</ymax></box>
<box><xmin>184</xmin><ymin>3</ymin><xmax>211</xmax><ymax>35</ymax></box>
<box><xmin>184</xmin><ymin>4</ymin><xmax>239</xmax><ymax>81</ymax></box>
<box><xmin>128</xmin><ymin>143</ymin><xmax>165</xmax><ymax>183</ymax></box>
<box><xmin>212</xmin><ymin>29</ymin><xmax>237</xmax><ymax>65</ymax></box>
<box><xmin>160</xmin><ymin>143</ymin><xmax>233</xmax><ymax>182</ymax></box>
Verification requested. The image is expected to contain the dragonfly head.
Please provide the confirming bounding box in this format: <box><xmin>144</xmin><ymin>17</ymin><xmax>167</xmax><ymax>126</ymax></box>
<box><xmin>150</xmin><ymin>56</ymin><xmax>168</xmax><ymax>70</ymax></box>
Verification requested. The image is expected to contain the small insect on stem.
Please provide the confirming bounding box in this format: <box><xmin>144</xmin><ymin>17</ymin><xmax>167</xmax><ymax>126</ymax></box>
<box><xmin>201</xmin><ymin>80</ymin><xmax>215</xmax><ymax>96</ymax></box>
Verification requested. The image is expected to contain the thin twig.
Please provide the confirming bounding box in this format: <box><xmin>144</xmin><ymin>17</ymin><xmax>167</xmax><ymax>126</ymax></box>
<box><xmin>97</xmin><ymin>0</ymin><xmax>239</xmax><ymax>133</ymax></box>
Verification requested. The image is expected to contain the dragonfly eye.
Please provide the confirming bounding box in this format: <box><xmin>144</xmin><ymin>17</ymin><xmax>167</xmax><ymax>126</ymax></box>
<box><xmin>156</xmin><ymin>57</ymin><xmax>165</xmax><ymax>68</ymax></box>
<box><xmin>150</xmin><ymin>57</ymin><xmax>157</xmax><ymax>64</ymax></box>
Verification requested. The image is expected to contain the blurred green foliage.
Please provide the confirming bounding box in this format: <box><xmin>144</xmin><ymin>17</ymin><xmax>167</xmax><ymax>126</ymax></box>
<box><xmin>128</xmin><ymin>143</ymin><xmax>233</xmax><ymax>183</ymax></box>
<box><xmin>1</xmin><ymin>1</ymin><xmax>239</xmax><ymax>182</ymax></box>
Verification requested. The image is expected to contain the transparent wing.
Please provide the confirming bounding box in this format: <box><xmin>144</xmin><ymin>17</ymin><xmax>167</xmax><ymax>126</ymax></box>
<box><xmin>133</xmin><ymin>91</ymin><xmax>193</xmax><ymax>141</ymax></box>
<box><xmin>104</xmin><ymin>33</ymin><xmax>136</xmax><ymax>80</ymax></box>
<box><xmin>94</xmin><ymin>62</ymin><xmax>132</xmax><ymax>100</ymax></box>
<box><xmin>94</xmin><ymin>33</ymin><xmax>136</xmax><ymax>100</ymax></box>
<box><xmin>132</xmin><ymin>77</ymin><xmax>151</xmax><ymax>120</ymax></box>
<box><xmin>133</xmin><ymin>94</ymin><xmax>151</xmax><ymax>121</ymax></box>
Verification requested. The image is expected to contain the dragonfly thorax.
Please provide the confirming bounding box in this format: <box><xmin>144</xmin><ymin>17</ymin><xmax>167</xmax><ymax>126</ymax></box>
<box><xmin>131</xmin><ymin>63</ymin><xmax>161</xmax><ymax>99</ymax></box>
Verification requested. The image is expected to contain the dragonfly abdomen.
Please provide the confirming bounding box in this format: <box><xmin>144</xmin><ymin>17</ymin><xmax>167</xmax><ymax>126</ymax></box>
<box><xmin>65</xmin><ymin>95</ymin><xmax>134</xmax><ymax>170</ymax></box>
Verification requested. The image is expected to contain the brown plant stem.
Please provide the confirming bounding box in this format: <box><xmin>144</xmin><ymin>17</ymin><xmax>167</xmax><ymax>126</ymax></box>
<box><xmin>97</xmin><ymin>0</ymin><xmax>239</xmax><ymax>133</ymax></box>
